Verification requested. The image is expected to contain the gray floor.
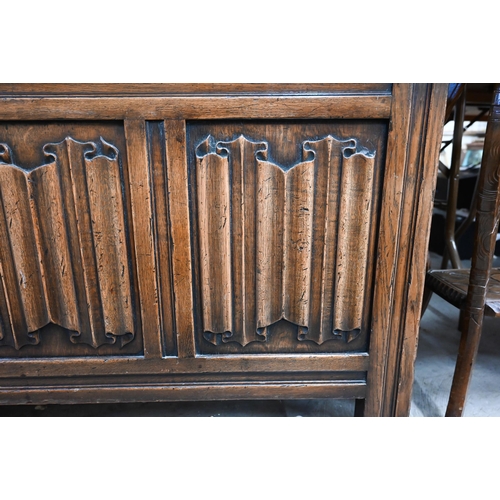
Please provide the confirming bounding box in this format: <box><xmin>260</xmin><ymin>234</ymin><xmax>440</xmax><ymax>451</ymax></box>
<box><xmin>1</xmin><ymin>253</ymin><xmax>499</xmax><ymax>417</ymax></box>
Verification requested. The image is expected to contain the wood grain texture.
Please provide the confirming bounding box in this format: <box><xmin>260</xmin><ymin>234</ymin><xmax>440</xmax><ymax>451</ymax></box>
<box><xmin>0</xmin><ymin>137</ymin><xmax>135</xmax><ymax>349</ymax></box>
<box><xmin>0</xmin><ymin>95</ymin><xmax>392</xmax><ymax>121</ymax></box>
<box><xmin>393</xmin><ymin>83</ymin><xmax>448</xmax><ymax>416</ymax></box>
<box><xmin>379</xmin><ymin>84</ymin><xmax>430</xmax><ymax>417</ymax></box>
<box><xmin>189</xmin><ymin>123</ymin><xmax>384</xmax><ymax>353</ymax></box>
<box><xmin>1</xmin><ymin>371</ymin><xmax>366</xmax><ymax>390</ymax></box>
<box><xmin>364</xmin><ymin>84</ymin><xmax>414</xmax><ymax>416</ymax></box>
<box><xmin>30</xmin><ymin>163</ymin><xmax>78</xmax><ymax>331</ymax></box>
<box><xmin>0</xmin><ymin>83</ymin><xmax>392</xmax><ymax>96</ymax></box>
<box><xmin>86</xmin><ymin>140</ymin><xmax>134</xmax><ymax>337</ymax></box>
<box><xmin>0</xmin><ymin>352</ymin><xmax>369</xmax><ymax>379</ymax></box>
<box><xmin>333</xmin><ymin>147</ymin><xmax>374</xmax><ymax>338</ymax></box>
<box><xmin>146</xmin><ymin>122</ymin><xmax>176</xmax><ymax>356</ymax></box>
<box><xmin>365</xmin><ymin>83</ymin><xmax>448</xmax><ymax>416</ymax></box>
<box><xmin>165</xmin><ymin>120</ymin><xmax>196</xmax><ymax>358</ymax></box>
<box><xmin>0</xmin><ymin>122</ymin><xmax>143</xmax><ymax>357</ymax></box>
<box><xmin>0</xmin><ymin>380</ymin><xmax>367</xmax><ymax>405</ymax></box>
<box><xmin>196</xmin><ymin>138</ymin><xmax>233</xmax><ymax>335</ymax></box>
<box><xmin>256</xmin><ymin>151</ymin><xmax>286</xmax><ymax>334</ymax></box>
<box><xmin>0</xmin><ymin>83</ymin><xmax>448</xmax><ymax>415</ymax></box>
<box><xmin>0</xmin><ymin>160</ymin><xmax>47</xmax><ymax>347</ymax></box>
<box><xmin>124</xmin><ymin>120</ymin><xmax>161</xmax><ymax>358</ymax></box>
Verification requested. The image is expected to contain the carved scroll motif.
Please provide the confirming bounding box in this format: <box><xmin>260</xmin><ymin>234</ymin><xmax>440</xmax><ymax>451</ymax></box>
<box><xmin>196</xmin><ymin>135</ymin><xmax>376</xmax><ymax>346</ymax></box>
<box><xmin>0</xmin><ymin>138</ymin><xmax>135</xmax><ymax>349</ymax></box>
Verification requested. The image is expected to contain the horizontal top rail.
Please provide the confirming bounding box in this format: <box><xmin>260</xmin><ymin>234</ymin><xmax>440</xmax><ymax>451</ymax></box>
<box><xmin>0</xmin><ymin>94</ymin><xmax>392</xmax><ymax>120</ymax></box>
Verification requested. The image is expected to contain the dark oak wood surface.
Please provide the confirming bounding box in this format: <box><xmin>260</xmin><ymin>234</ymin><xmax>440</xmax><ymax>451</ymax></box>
<box><xmin>0</xmin><ymin>83</ymin><xmax>393</xmax><ymax>96</ymax></box>
<box><xmin>0</xmin><ymin>84</ymin><xmax>447</xmax><ymax>415</ymax></box>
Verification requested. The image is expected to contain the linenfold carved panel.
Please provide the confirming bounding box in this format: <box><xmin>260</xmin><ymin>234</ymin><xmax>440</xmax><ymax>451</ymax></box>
<box><xmin>195</xmin><ymin>133</ymin><xmax>375</xmax><ymax>347</ymax></box>
<box><xmin>0</xmin><ymin>138</ymin><xmax>135</xmax><ymax>349</ymax></box>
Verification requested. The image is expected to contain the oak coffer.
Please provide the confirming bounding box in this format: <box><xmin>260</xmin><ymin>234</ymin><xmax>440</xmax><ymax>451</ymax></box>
<box><xmin>0</xmin><ymin>84</ymin><xmax>447</xmax><ymax>416</ymax></box>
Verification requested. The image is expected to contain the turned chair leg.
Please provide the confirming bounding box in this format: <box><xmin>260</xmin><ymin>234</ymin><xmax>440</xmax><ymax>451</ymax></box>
<box><xmin>458</xmin><ymin>308</ymin><xmax>465</xmax><ymax>331</ymax></box>
<box><xmin>445</xmin><ymin>310</ymin><xmax>484</xmax><ymax>416</ymax></box>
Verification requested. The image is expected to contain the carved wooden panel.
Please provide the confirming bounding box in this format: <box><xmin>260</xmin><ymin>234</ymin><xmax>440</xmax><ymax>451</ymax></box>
<box><xmin>0</xmin><ymin>123</ymin><xmax>146</xmax><ymax>356</ymax></box>
<box><xmin>188</xmin><ymin>121</ymin><xmax>387</xmax><ymax>354</ymax></box>
<box><xmin>0</xmin><ymin>84</ymin><xmax>449</xmax><ymax>416</ymax></box>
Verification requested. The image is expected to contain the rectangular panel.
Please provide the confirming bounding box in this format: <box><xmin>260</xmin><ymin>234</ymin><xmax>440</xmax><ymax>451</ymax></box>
<box><xmin>0</xmin><ymin>121</ymin><xmax>155</xmax><ymax>357</ymax></box>
<box><xmin>186</xmin><ymin>120</ymin><xmax>388</xmax><ymax>354</ymax></box>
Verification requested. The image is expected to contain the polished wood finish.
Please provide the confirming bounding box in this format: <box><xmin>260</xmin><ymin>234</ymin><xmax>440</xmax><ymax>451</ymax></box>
<box><xmin>0</xmin><ymin>83</ymin><xmax>393</xmax><ymax>96</ymax></box>
<box><xmin>0</xmin><ymin>95</ymin><xmax>391</xmax><ymax>121</ymax></box>
<box><xmin>189</xmin><ymin>121</ymin><xmax>386</xmax><ymax>353</ymax></box>
<box><xmin>0</xmin><ymin>84</ymin><xmax>447</xmax><ymax>415</ymax></box>
<box><xmin>366</xmin><ymin>83</ymin><xmax>448</xmax><ymax>416</ymax></box>
<box><xmin>0</xmin><ymin>134</ymin><xmax>136</xmax><ymax>350</ymax></box>
<box><xmin>164</xmin><ymin>120</ymin><xmax>196</xmax><ymax>358</ymax></box>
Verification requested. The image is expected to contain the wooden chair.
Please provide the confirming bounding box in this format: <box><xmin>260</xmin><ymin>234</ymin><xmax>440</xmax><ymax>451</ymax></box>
<box><xmin>425</xmin><ymin>83</ymin><xmax>500</xmax><ymax>416</ymax></box>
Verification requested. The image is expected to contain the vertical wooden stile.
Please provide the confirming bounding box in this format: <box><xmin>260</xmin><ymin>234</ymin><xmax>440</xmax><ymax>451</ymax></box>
<box><xmin>165</xmin><ymin>120</ymin><xmax>196</xmax><ymax>358</ymax></box>
<box><xmin>124</xmin><ymin>120</ymin><xmax>162</xmax><ymax>358</ymax></box>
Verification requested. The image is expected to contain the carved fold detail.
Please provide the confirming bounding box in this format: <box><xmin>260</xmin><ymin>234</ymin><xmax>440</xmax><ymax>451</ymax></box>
<box><xmin>255</xmin><ymin>153</ymin><xmax>285</xmax><ymax>337</ymax></box>
<box><xmin>196</xmin><ymin>137</ymin><xmax>233</xmax><ymax>336</ymax></box>
<box><xmin>0</xmin><ymin>138</ymin><xmax>134</xmax><ymax>349</ymax></box>
<box><xmin>195</xmin><ymin>135</ymin><xmax>376</xmax><ymax>346</ymax></box>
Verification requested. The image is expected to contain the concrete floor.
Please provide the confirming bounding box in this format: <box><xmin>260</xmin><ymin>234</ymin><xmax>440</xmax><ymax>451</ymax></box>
<box><xmin>1</xmin><ymin>253</ymin><xmax>499</xmax><ymax>417</ymax></box>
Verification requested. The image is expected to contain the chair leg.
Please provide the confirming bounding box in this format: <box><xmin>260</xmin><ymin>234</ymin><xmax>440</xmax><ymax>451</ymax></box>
<box><xmin>441</xmin><ymin>87</ymin><xmax>466</xmax><ymax>271</ymax></box>
<box><xmin>458</xmin><ymin>308</ymin><xmax>465</xmax><ymax>331</ymax></box>
<box><xmin>445</xmin><ymin>311</ymin><xmax>484</xmax><ymax>417</ymax></box>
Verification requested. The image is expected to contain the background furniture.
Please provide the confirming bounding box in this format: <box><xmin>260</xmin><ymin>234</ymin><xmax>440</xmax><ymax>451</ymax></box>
<box><xmin>0</xmin><ymin>84</ymin><xmax>447</xmax><ymax>416</ymax></box>
<box><xmin>426</xmin><ymin>84</ymin><xmax>500</xmax><ymax>416</ymax></box>
<box><xmin>428</xmin><ymin>83</ymin><xmax>497</xmax><ymax>262</ymax></box>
